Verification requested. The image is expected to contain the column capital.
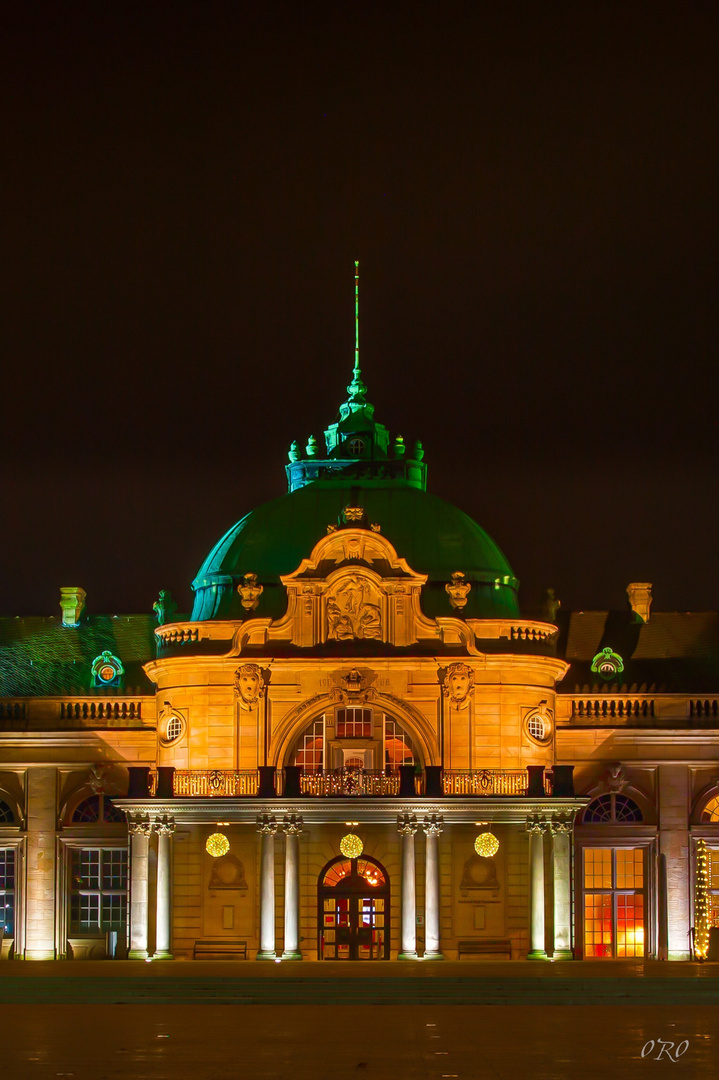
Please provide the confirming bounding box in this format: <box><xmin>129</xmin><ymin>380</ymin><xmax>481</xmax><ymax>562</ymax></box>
<box><xmin>283</xmin><ymin>814</ymin><xmax>304</xmax><ymax>836</ymax></box>
<box><xmin>154</xmin><ymin>814</ymin><xmax>176</xmax><ymax>836</ymax></box>
<box><xmin>128</xmin><ymin>814</ymin><xmax>152</xmax><ymax>836</ymax></box>
<box><xmin>549</xmin><ymin>813</ymin><xmax>573</xmax><ymax>835</ymax></box>
<box><xmin>256</xmin><ymin>813</ymin><xmax>278</xmax><ymax>835</ymax></box>
<box><xmin>397</xmin><ymin>813</ymin><xmax>418</xmax><ymax>836</ymax></box>
<box><xmin>526</xmin><ymin>814</ymin><xmax>548</xmax><ymax>834</ymax></box>
<box><xmin>422</xmin><ymin>814</ymin><xmax>443</xmax><ymax>836</ymax></box>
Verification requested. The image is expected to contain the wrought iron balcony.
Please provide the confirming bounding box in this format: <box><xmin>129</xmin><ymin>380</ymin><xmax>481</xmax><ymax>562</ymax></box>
<box><xmin>164</xmin><ymin>765</ymin><xmax>563</xmax><ymax>798</ymax></box>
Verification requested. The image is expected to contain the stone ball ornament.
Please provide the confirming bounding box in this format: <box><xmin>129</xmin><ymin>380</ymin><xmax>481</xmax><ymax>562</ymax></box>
<box><xmin>474</xmin><ymin>832</ymin><xmax>499</xmax><ymax>858</ymax></box>
<box><xmin>340</xmin><ymin>833</ymin><xmax>364</xmax><ymax>859</ymax></box>
<box><xmin>206</xmin><ymin>832</ymin><xmax>230</xmax><ymax>858</ymax></box>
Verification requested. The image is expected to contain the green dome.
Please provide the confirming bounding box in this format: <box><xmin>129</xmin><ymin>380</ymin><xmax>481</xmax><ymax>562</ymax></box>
<box><xmin>191</xmin><ymin>480</ymin><xmax>519</xmax><ymax>622</ymax></box>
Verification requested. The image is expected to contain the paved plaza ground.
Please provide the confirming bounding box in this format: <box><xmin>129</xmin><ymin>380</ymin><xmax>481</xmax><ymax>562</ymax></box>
<box><xmin>1</xmin><ymin>963</ymin><xmax>717</xmax><ymax>1079</ymax></box>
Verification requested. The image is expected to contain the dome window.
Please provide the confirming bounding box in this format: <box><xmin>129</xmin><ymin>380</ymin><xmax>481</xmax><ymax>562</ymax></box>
<box><xmin>91</xmin><ymin>651</ymin><xmax>124</xmax><ymax>688</ymax></box>
<box><xmin>347</xmin><ymin>437</ymin><xmax>366</xmax><ymax>457</ymax></box>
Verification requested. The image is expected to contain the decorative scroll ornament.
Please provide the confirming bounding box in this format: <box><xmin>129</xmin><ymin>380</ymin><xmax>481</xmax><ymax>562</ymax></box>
<box><xmin>283</xmin><ymin>814</ymin><xmax>304</xmax><ymax>836</ymax></box>
<box><xmin>397</xmin><ymin>813</ymin><xmax>418</xmax><ymax>836</ymax></box>
<box><xmin>342</xmin><ymin>668</ymin><xmax>364</xmax><ymax>696</ymax></box>
<box><xmin>256</xmin><ymin>814</ymin><xmax>278</xmax><ymax>836</ymax></box>
<box><xmin>525</xmin><ymin>814</ymin><xmax>548</xmax><ymax>834</ymax></box>
<box><xmin>326</xmin><ymin>574</ymin><xmax>382</xmax><ymax>641</ymax></box>
<box><xmin>154</xmin><ymin>814</ymin><xmax>176</xmax><ymax>837</ymax></box>
<box><xmin>445</xmin><ymin>571</ymin><xmax>471</xmax><ymax>610</ymax></box>
<box><xmin>128</xmin><ymin>815</ymin><xmax>153</xmax><ymax>837</ymax></box>
<box><xmin>238</xmin><ymin>573</ymin><xmax>263</xmax><ymax>612</ymax></box>
<box><xmin>234</xmin><ymin>663</ymin><xmax>267</xmax><ymax>709</ymax></box>
<box><xmin>423</xmin><ymin>814</ymin><xmax>443</xmax><ymax>837</ymax></box>
<box><xmin>441</xmin><ymin>662</ymin><xmax>475</xmax><ymax>709</ymax></box>
<box><xmin>474</xmin><ymin>831</ymin><xmax>499</xmax><ymax>858</ymax></box>
<box><xmin>340</xmin><ymin>833</ymin><xmax>364</xmax><ymax>858</ymax></box>
<box><xmin>206</xmin><ymin>832</ymin><xmax>230</xmax><ymax>858</ymax></box>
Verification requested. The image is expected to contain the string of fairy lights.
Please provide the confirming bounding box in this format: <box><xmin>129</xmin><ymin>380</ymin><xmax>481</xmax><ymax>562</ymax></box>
<box><xmin>694</xmin><ymin>838</ymin><xmax>710</xmax><ymax>960</ymax></box>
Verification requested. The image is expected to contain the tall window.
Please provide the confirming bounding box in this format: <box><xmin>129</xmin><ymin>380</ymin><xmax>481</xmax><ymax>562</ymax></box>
<box><xmin>70</xmin><ymin>849</ymin><xmax>128</xmax><ymax>935</ymax></box>
<box><xmin>337</xmin><ymin>708</ymin><xmax>372</xmax><ymax>738</ymax></box>
<box><xmin>0</xmin><ymin>849</ymin><xmax>15</xmax><ymax>936</ymax></box>
<box><xmin>583</xmin><ymin>847</ymin><xmax>645</xmax><ymax>958</ymax></box>
<box><xmin>384</xmin><ymin>717</ymin><xmax>414</xmax><ymax>769</ymax></box>
<box><xmin>295</xmin><ymin>717</ymin><xmax>325</xmax><ymax>772</ymax></box>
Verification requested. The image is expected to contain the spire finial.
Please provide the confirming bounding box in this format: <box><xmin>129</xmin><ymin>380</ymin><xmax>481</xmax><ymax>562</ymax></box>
<box><xmin>354</xmin><ymin>259</ymin><xmax>360</xmax><ymax>376</ymax></box>
<box><xmin>347</xmin><ymin>259</ymin><xmax>367</xmax><ymax>402</ymax></box>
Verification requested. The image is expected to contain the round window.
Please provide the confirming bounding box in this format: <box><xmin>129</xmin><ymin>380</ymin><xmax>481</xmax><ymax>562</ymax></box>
<box><xmin>527</xmin><ymin>715</ymin><xmax>546</xmax><ymax>741</ymax></box>
<box><xmin>524</xmin><ymin>705</ymin><xmax>553</xmax><ymax>745</ymax></box>
<box><xmin>98</xmin><ymin>664</ymin><xmax>117</xmax><ymax>683</ymax></box>
<box><xmin>163</xmin><ymin>713</ymin><xmax>184</xmax><ymax>744</ymax></box>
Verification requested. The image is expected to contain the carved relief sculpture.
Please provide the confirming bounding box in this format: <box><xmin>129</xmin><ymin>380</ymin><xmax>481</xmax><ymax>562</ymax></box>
<box><xmin>326</xmin><ymin>574</ymin><xmax>382</xmax><ymax>641</ymax></box>
<box><xmin>234</xmin><ymin>663</ymin><xmax>267</xmax><ymax>709</ymax></box>
<box><xmin>441</xmin><ymin>661</ymin><xmax>475</xmax><ymax>709</ymax></box>
<box><xmin>445</xmin><ymin>571</ymin><xmax>471</xmax><ymax>610</ymax></box>
<box><xmin>238</xmin><ymin>573</ymin><xmax>263</xmax><ymax>612</ymax></box>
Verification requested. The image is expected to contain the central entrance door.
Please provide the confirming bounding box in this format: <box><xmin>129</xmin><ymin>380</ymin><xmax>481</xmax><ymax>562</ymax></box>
<box><xmin>318</xmin><ymin>855</ymin><xmax>390</xmax><ymax>960</ymax></box>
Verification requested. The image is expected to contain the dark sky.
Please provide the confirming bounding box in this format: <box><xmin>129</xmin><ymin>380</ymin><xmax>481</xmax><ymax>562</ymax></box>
<box><xmin>2</xmin><ymin>1</ymin><xmax>718</xmax><ymax>618</ymax></box>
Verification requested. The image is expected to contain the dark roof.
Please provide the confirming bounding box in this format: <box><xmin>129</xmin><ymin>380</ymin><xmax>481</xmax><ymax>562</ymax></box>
<box><xmin>0</xmin><ymin>616</ymin><xmax>158</xmax><ymax>696</ymax></box>
<box><xmin>557</xmin><ymin>610</ymin><xmax>719</xmax><ymax>693</ymax></box>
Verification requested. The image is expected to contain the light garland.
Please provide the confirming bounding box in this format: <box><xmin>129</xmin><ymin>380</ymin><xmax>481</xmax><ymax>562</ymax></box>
<box><xmin>474</xmin><ymin>831</ymin><xmax>499</xmax><ymax>858</ymax></box>
<box><xmin>694</xmin><ymin>838</ymin><xmax>710</xmax><ymax>960</ymax></box>
<box><xmin>340</xmin><ymin>833</ymin><xmax>363</xmax><ymax>859</ymax></box>
<box><xmin>206</xmin><ymin>832</ymin><xmax>230</xmax><ymax>858</ymax></box>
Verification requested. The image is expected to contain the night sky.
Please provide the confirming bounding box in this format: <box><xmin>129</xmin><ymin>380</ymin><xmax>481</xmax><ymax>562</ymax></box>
<box><xmin>3</xmin><ymin>2</ymin><xmax>718</xmax><ymax>619</ymax></box>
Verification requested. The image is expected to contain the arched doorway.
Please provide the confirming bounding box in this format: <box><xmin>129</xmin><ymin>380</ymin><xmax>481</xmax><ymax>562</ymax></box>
<box><xmin>318</xmin><ymin>855</ymin><xmax>390</xmax><ymax>960</ymax></box>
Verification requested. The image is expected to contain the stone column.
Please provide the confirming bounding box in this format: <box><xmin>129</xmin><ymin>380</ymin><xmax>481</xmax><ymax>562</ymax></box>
<box><xmin>154</xmin><ymin>815</ymin><xmax>175</xmax><ymax>960</ymax></box>
<box><xmin>282</xmin><ymin>815</ymin><xmax>303</xmax><ymax>960</ymax></box>
<box><xmin>550</xmin><ymin>815</ymin><xmax>573</xmax><ymax>960</ymax></box>
<box><xmin>256</xmin><ymin>815</ymin><xmax>278</xmax><ymax>959</ymax></box>
<box><xmin>397</xmin><ymin>814</ymin><xmax>419</xmax><ymax>960</ymax></box>
<box><xmin>128</xmin><ymin>816</ymin><xmax>152</xmax><ymax>960</ymax></box>
<box><xmin>25</xmin><ymin>768</ymin><xmax>57</xmax><ymax>960</ymax></box>
<box><xmin>526</xmin><ymin>815</ymin><xmax>548</xmax><ymax>960</ymax></box>
<box><xmin>422</xmin><ymin>815</ymin><xmax>443</xmax><ymax>960</ymax></box>
<box><xmin>658</xmin><ymin>765</ymin><xmax>691</xmax><ymax>960</ymax></box>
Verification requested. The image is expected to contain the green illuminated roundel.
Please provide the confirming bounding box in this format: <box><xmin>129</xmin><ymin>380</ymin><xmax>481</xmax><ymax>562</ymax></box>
<box><xmin>91</xmin><ymin>650</ymin><xmax>124</xmax><ymax>687</ymax></box>
<box><xmin>591</xmin><ymin>647</ymin><xmax>624</xmax><ymax>680</ymax></box>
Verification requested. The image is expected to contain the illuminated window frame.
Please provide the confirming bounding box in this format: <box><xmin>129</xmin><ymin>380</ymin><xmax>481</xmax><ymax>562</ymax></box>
<box><xmin>582</xmin><ymin>846</ymin><xmax>645</xmax><ymax>959</ymax></box>
<box><xmin>336</xmin><ymin>708</ymin><xmax>372</xmax><ymax>738</ymax></box>
<box><xmin>383</xmin><ymin>716</ymin><xmax>414</xmax><ymax>770</ymax></box>
<box><xmin>295</xmin><ymin>716</ymin><xmax>325</xmax><ymax>772</ymax></box>
<box><xmin>69</xmin><ymin>847</ymin><xmax>128</xmax><ymax>936</ymax></box>
<box><xmin>71</xmin><ymin>795</ymin><xmax>125</xmax><ymax>825</ymax></box>
<box><xmin>0</xmin><ymin>849</ymin><xmax>15</xmax><ymax>937</ymax></box>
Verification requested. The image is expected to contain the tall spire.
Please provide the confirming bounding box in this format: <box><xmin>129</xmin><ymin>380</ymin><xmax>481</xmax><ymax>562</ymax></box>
<box><xmin>346</xmin><ymin>259</ymin><xmax>367</xmax><ymax>404</ymax></box>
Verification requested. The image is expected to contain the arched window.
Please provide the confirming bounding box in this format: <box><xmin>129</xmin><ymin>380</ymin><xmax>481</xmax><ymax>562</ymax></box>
<box><xmin>701</xmin><ymin>795</ymin><xmax>719</xmax><ymax>823</ymax></box>
<box><xmin>583</xmin><ymin>794</ymin><xmax>643</xmax><ymax>824</ymax></box>
<box><xmin>71</xmin><ymin>795</ymin><xmax>125</xmax><ymax>824</ymax></box>
<box><xmin>347</xmin><ymin>437</ymin><xmax>365</xmax><ymax>457</ymax></box>
<box><xmin>0</xmin><ymin>799</ymin><xmax>15</xmax><ymax>824</ymax></box>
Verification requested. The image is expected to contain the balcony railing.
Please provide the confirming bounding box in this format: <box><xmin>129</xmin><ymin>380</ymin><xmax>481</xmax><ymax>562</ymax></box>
<box><xmin>173</xmin><ymin>770</ymin><xmax>260</xmax><ymax>797</ymax></box>
<box><xmin>166</xmin><ymin>766</ymin><xmax>557</xmax><ymax>798</ymax></box>
<box><xmin>300</xmin><ymin>768</ymin><xmax>400</xmax><ymax>797</ymax></box>
<box><xmin>441</xmin><ymin>769</ymin><xmax>550</xmax><ymax>796</ymax></box>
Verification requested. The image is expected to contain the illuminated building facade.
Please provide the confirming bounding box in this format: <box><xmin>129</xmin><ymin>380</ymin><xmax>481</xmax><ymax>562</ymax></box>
<box><xmin>1</xmin><ymin>287</ymin><xmax>718</xmax><ymax>963</ymax></box>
